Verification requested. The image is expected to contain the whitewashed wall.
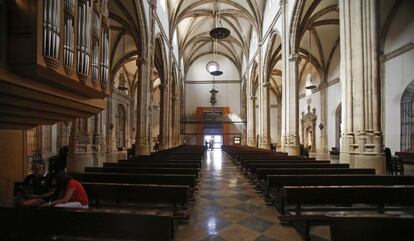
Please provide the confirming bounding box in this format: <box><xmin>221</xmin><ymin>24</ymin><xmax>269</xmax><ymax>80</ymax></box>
<box><xmin>326</xmin><ymin>81</ymin><xmax>342</xmax><ymax>150</ymax></box>
<box><xmin>185</xmin><ymin>54</ymin><xmax>241</xmax><ymax>115</ymax></box>
<box><xmin>185</xmin><ymin>83</ymin><xmax>241</xmax><ymax>115</ymax></box>
<box><xmin>383</xmin><ymin>1</ymin><xmax>414</xmax><ymax>152</ymax></box>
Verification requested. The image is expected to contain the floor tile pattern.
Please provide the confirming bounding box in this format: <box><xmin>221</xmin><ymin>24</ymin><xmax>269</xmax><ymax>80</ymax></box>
<box><xmin>174</xmin><ymin>149</ymin><xmax>330</xmax><ymax>241</ymax></box>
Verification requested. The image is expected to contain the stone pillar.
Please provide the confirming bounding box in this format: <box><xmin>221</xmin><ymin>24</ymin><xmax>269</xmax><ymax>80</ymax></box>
<box><xmin>135</xmin><ymin>0</ymin><xmax>156</xmax><ymax>155</ymax></box>
<box><xmin>259</xmin><ymin>45</ymin><xmax>271</xmax><ymax>149</ymax></box>
<box><xmin>282</xmin><ymin>52</ymin><xmax>300</xmax><ymax>155</ymax></box>
<box><xmin>172</xmin><ymin>94</ymin><xmax>180</xmax><ymax>146</ymax></box>
<box><xmin>319</xmin><ymin>82</ymin><xmax>328</xmax><ymax>153</ymax></box>
<box><xmin>135</xmin><ymin>57</ymin><xmax>151</xmax><ymax>155</ymax></box>
<box><xmin>159</xmin><ymin>82</ymin><xmax>170</xmax><ymax>150</ymax></box>
<box><xmin>339</xmin><ymin>0</ymin><xmax>384</xmax><ymax>173</ymax></box>
<box><xmin>247</xmin><ymin>95</ymin><xmax>256</xmax><ymax>146</ymax></box>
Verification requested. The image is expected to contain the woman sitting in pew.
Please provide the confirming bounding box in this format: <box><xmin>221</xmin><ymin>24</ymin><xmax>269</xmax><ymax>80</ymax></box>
<box><xmin>43</xmin><ymin>171</ymin><xmax>89</xmax><ymax>209</ymax></box>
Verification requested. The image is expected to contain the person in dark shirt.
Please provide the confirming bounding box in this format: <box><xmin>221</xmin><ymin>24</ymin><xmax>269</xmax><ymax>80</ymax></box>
<box><xmin>15</xmin><ymin>160</ymin><xmax>56</xmax><ymax>206</ymax></box>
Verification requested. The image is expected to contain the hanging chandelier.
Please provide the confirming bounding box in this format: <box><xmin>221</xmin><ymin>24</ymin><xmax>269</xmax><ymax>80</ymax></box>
<box><xmin>305</xmin><ymin>29</ymin><xmax>317</xmax><ymax>90</ymax></box>
<box><xmin>117</xmin><ymin>32</ymin><xmax>128</xmax><ymax>91</ymax></box>
<box><xmin>206</xmin><ymin>35</ymin><xmax>223</xmax><ymax>76</ymax></box>
<box><xmin>210</xmin><ymin>0</ymin><xmax>230</xmax><ymax>39</ymax></box>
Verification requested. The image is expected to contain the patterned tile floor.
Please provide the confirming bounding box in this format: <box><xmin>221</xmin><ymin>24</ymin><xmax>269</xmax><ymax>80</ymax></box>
<box><xmin>174</xmin><ymin>149</ymin><xmax>330</xmax><ymax>241</ymax></box>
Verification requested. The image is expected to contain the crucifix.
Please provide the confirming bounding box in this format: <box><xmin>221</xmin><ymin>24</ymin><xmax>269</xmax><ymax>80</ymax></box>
<box><xmin>209</xmin><ymin>88</ymin><xmax>219</xmax><ymax>106</ymax></box>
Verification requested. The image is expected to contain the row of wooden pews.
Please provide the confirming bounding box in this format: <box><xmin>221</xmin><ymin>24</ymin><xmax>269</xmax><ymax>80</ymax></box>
<box><xmin>3</xmin><ymin>145</ymin><xmax>205</xmax><ymax>241</ymax></box>
<box><xmin>222</xmin><ymin>145</ymin><xmax>414</xmax><ymax>241</ymax></box>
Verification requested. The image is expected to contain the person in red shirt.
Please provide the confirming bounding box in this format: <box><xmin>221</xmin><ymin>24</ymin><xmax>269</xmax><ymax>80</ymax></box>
<box><xmin>44</xmin><ymin>171</ymin><xmax>89</xmax><ymax>208</ymax></box>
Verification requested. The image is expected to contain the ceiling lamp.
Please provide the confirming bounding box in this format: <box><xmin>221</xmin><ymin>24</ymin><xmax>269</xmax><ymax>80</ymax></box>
<box><xmin>305</xmin><ymin>29</ymin><xmax>317</xmax><ymax>90</ymax></box>
<box><xmin>210</xmin><ymin>70</ymin><xmax>223</xmax><ymax>76</ymax></box>
<box><xmin>206</xmin><ymin>61</ymin><xmax>219</xmax><ymax>73</ymax></box>
<box><xmin>210</xmin><ymin>27</ymin><xmax>230</xmax><ymax>39</ymax></box>
<box><xmin>210</xmin><ymin>0</ymin><xmax>230</xmax><ymax>39</ymax></box>
<box><xmin>117</xmin><ymin>32</ymin><xmax>128</xmax><ymax>91</ymax></box>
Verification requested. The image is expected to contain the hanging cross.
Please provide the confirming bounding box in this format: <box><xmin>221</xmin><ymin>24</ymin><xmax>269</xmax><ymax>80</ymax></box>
<box><xmin>209</xmin><ymin>88</ymin><xmax>219</xmax><ymax>106</ymax></box>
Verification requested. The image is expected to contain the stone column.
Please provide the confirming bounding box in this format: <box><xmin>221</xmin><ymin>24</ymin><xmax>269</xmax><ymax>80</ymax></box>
<box><xmin>280</xmin><ymin>0</ymin><xmax>288</xmax><ymax>152</ymax></box>
<box><xmin>171</xmin><ymin>78</ymin><xmax>181</xmax><ymax>147</ymax></box>
<box><xmin>282</xmin><ymin>52</ymin><xmax>300</xmax><ymax>155</ymax></box>
<box><xmin>259</xmin><ymin>45</ymin><xmax>271</xmax><ymax>149</ymax></box>
<box><xmin>339</xmin><ymin>0</ymin><xmax>384</xmax><ymax>173</ymax></box>
<box><xmin>319</xmin><ymin>82</ymin><xmax>328</xmax><ymax>153</ymax></box>
<box><xmin>159</xmin><ymin>82</ymin><xmax>170</xmax><ymax>150</ymax></box>
<box><xmin>246</xmin><ymin>94</ymin><xmax>256</xmax><ymax>146</ymax></box>
<box><xmin>135</xmin><ymin>57</ymin><xmax>151</xmax><ymax>155</ymax></box>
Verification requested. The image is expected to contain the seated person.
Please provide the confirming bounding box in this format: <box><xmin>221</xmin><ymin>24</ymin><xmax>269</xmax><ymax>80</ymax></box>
<box><xmin>15</xmin><ymin>160</ymin><xmax>56</xmax><ymax>206</ymax></box>
<box><xmin>44</xmin><ymin>171</ymin><xmax>89</xmax><ymax>209</ymax></box>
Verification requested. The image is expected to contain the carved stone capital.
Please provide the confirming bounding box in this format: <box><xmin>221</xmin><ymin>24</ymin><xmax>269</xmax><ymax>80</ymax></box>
<box><xmin>250</xmin><ymin>96</ymin><xmax>257</xmax><ymax>100</ymax></box>
<box><xmin>289</xmin><ymin>53</ymin><xmax>300</xmax><ymax>62</ymax></box>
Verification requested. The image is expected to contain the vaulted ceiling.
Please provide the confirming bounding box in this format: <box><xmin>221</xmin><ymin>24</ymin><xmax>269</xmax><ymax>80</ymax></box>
<box><xmin>168</xmin><ymin>0</ymin><xmax>266</xmax><ymax>73</ymax></box>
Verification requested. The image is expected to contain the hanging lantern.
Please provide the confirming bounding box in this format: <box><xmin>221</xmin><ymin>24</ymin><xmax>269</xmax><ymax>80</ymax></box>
<box><xmin>117</xmin><ymin>72</ymin><xmax>128</xmax><ymax>91</ymax></box>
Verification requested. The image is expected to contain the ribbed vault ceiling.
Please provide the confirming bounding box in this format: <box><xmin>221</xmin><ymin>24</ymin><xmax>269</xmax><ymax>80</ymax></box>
<box><xmin>168</xmin><ymin>0</ymin><xmax>266</xmax><ymax>73</ymax></box>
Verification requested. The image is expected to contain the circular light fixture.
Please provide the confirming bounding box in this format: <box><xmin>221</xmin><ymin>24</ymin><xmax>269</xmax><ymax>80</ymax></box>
<box><xmin>206</xmin><ymin>61</ymin><xmax>219</xmax><ymax>73</ymax></box>
<box><xmin>210</xmin><ymin>27</ymin><xmax>230</xmax><ymax>39</ymax></box>
<box><xmin>210</xmin><ymin>70</ymin><xmax>223</xmax><ymax>76</ymax></box>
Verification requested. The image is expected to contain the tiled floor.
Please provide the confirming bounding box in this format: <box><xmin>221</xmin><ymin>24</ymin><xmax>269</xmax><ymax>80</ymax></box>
<box><xmin>174</xmin><ymin>149</ymin><xmax>330</xmax><ymax>241</ymax></box>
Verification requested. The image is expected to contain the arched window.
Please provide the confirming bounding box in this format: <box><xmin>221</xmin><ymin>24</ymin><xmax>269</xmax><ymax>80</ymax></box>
<box><xmin>401</xmin><ymin>81</ymin><xmax>414</xmax><ymax>152</ymax></box>
<box><xmin>115</xmin><ymin>104</ymin><xmax>126</xmax><ymax>149</ymax></box>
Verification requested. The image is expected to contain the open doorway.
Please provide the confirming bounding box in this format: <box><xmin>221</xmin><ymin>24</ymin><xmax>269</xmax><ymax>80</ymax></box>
<box><xmin>204</xmin><ymin>135</ymin><xmax>223</xmax><ymax>149</ymax></box>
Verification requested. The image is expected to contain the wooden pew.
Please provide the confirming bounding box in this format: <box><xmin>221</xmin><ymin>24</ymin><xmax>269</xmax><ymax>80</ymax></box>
<box><xmin>246</xmin><ymin>163</ymin><xmax>349</xmax><ymax>176</ymax></box>
<box><xmin>256</xmin><ymin>168</ymin><xmax>376</xmax><ymax>182</ymax></box>
<box><xmin>241</xmin><ymin>159</ymin><xmax>329</xmax><ymax>169</ymax></box>
<box><xmin>71</xmin><ymin>172</ymin><xmax>197</xmax><ymax>189</ymax></box>
<box><xmin>85</xmin><ymin>167</ymin><xmax>199</xmax><ymax>177</ymax></box>
<box><xmin>103</xmin><ymin>162</ymin><xmax>201</xmax><ymax>169</ymax></box>
<box><xmin>237</xmin><ymin>155</ymin><xmax>310</xmax><ymax>165</ymax></box>
<box><xmin>0</xmin><ymin>206</ymin><xmax>173</xmax><ymax>241</ymax></box>
<box><xmin>83</xmin><ymin>182</ymin><xmax>188</xmax><ymax>206</ymax></box>
<box><xmin>328</xmin><ymin>214</ymin><xmax>414</xmax><ymax>241</ymax></box>
<box><xmin>83</xmin><ymin>182</ymin><xmax>189</xmax><ymax>219</ymax></box>
<box><xmin>279</xmin><ymin>185</ymin><xmax>414</xmax><ymax>240</ymax></box>
<box><xmin>266</xmin><ymin>175</ymin><xmax>414</xmax><ymax>210</ymax></box>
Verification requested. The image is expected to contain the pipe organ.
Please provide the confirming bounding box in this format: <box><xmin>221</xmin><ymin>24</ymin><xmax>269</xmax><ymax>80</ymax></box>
<box><xmin>2</xmin><ymin>0</ymin><xmax>110</xmax><ymax>129</ymax></box>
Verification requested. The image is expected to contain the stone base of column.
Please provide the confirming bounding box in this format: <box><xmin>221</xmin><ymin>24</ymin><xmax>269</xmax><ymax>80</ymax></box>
<box><xmin>258</xmin><ymin>136</ymin><xmax>270</xmax><ymax>149</ymax></box>
<box><xmin>135</xmin><ymin>144</ymin><xmax>150</xmax><ymax>156</ymax></box>
<box><xmin>340</xmin><ymin>152</ymin><xmax>385</xmax><ymax>174</ymax></box>
<box><xmin>284</xmin><ymin>145</ymin><xmax>300</xmax><ymax>155</ymax></box>
<box><xmin>67</xmin><ymin>150</ymin><xmax>102</xmax><ymax>172</ymax></box>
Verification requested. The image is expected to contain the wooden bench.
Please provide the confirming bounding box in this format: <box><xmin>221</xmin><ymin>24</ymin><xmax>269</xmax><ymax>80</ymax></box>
<box><xmin>256</xmin><ymin>168</ymin><xmax>376</xmax><ymax>182</ymax></box>
<box><xmin>240</xmin><ymin>159</ymin><xmax>328</xmax><ymax>171</ymax></box>
<box><xmin>103</xmin><ymin>162</ymin><xmax>201</xmax><ymax>169</ymax></box>
<box><xmin>83</xmin><ymin>182</ymin><xmax>189</xmax><ymax>207</ymax></box>
<box><xmin>328</xmin><ymin>214</ymin><xmax>414</xmax><ymax>241</ymax></box>
<box><xmin>85</xmin><ymin>167</ymin><xmax>200</xmax><ymax>177</ymax></box>
<box><xmin>237</xmin><ymin>156</ymin><xmax>312</xmax><ymax>165</ymax></box>
<box><xmin>266</xmin><ymin>175</ymin><xmax>414</xmax><ymax>210</ymax></box>
<box><xmin>279</xmin><ymin>185</ymin><xmax>414</xmax><ymax>240</ymax></box>
<box><xmin>71</xmin><ymin>172</ymin><xmax>197</xmax><ymax>200</ymax></box>
<box><xmin>71</xmin><ymin>172</ymin><xmax>197</xmax><ymax>189</ymax></box>
<box><xmin>0</xmin><ymin>206</ymin><xmax>173</xmax><ymax>241</ymax></box>
<box><xmin>246</xmin><ymin>163</ymin><xmax>350</xmax><ymax>177</ymax></box>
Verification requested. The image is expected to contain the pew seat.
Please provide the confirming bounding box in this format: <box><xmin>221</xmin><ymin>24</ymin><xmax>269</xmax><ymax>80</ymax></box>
<box><xmin>328</xmin><ymin>213</ymin><xmax>414</xmax><ymax>241</ymax></box>
<box><xmin>0</xmin><ymin>206</ymin><xmax>173</xmax><ymax>241</ymax></box>
<box><xmin>278</xmin><ymin>185</ymin><xmax>414</xmax><ymax>240</ymax></box>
